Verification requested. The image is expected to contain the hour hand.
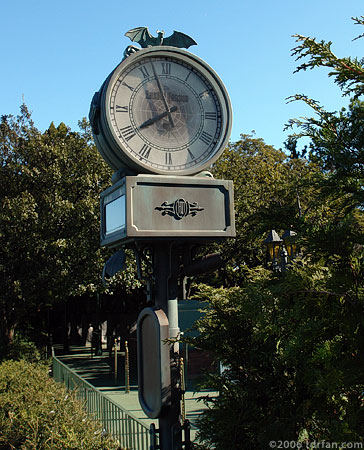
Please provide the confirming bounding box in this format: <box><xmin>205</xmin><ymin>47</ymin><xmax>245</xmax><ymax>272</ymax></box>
<box><xmin>139</xmin><ymin>106</ymin><xmax>177</xmax><ymax>129</ymax></box>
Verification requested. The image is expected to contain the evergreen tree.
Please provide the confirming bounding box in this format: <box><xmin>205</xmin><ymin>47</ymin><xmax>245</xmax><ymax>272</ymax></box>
<box><xmin>190</xmin><ymin>17</ymin><xmax>364</xmax><ymax>449</ymax></box>
<box><xmin>0</xmin><ymin>106</ymin><xmax>140</xmax><ymax>349</ymax></box>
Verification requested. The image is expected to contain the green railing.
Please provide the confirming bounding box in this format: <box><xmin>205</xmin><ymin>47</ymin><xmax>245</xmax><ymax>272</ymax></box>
<box><xmin>52</xmin><ymin>354</ymin><xmax>151</xmax><ymax>450</ymax></box>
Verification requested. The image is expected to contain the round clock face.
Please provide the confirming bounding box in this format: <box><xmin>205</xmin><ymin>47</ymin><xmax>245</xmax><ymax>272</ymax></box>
<box><xmin>100</xmin><ymin>47</ymin><xmax>232</xmax><ymax>175</ymax></box>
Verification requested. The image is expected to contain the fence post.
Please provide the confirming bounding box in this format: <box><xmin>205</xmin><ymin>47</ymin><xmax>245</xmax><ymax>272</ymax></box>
<box><xmin>114</xmin><ymin>339</ymin><xmax>118</xmax><ymax>381</ymax></box>
<box><xmin>125</xmin><ymin>340</ymin><xmax>130</xmax><ymax>393</ymax></box>
<box><xmin>180</xmin><ymin>357</ymin><xmax>186</xmax><ymax>423</ymax></box>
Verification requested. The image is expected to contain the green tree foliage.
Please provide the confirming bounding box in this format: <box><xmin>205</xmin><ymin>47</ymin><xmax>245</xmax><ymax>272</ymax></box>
<box><xmin>192</xmin><ymin>258</ymin><xmax>364</xmax><ymax>449</ymax></box>
<box><xmin>188</xmin><ymin>16</ymin><xmax>364</xmax><ymax>449</ymax></box>
<box><xmin>0</xmin><ymin>105</ymin><xmax>140</xmax><ymax>349</ymax></box>
<box><xmin>205</xmin><ymin>134</ymin><xmax>319</xmax><ymax>286</ymax></box>
<box><xmin>284</xmin><ymin>16</ymin><xmax>364</xmax><ymax>286</ymax></box>
<box><xmin>0</xmin><ymin>359</ymin><xmax>120</xmax><ymax>449</ymax></box>
<box><xmin>286</xmin><ymin>16</ymin><xmax>364</xmax><ymax>207</ymax></box>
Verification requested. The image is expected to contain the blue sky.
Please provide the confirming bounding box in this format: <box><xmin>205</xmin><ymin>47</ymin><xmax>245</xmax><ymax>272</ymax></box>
<box><xmin>1</xmin><ymin>0</ymin><xmax>363</xmax><ymax>150</ymax></box>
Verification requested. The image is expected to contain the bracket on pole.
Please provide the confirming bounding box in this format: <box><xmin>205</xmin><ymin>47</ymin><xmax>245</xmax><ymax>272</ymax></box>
<box><xmin>182</xmin><ymin>419</ymin><xmax>191</xmax><ymax>450</ymax></box>
<box><xmin>149</xmin><ymin>423</ymin><xmax>160</xmax><ymax>450</ymax></box>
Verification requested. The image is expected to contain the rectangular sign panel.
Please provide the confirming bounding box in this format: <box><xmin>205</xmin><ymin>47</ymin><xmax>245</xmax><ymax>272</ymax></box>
<box><xmin>100</xmin><ymin>175</ymin><xmax>235</xmax><ymax>247</ymax></box>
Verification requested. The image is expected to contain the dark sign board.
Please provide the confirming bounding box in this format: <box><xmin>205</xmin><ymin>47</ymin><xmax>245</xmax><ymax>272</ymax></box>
<box><xmin>137</xmin><ymin>307</ymin><xmax>171</xmax><ymax>418</ymax></box>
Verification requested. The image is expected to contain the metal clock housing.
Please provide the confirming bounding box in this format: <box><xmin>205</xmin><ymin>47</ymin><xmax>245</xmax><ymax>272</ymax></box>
<box><xmin>91</xmin><ymin>46</ymin><xmax>232</xmax><ymax>175</ymax></box>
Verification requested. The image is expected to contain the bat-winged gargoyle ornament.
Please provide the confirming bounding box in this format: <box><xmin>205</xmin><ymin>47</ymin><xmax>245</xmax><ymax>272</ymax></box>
<box><xmin>123</xmin><ymin>26</ymin><xmax>197</xmax><ymax>59</ymax></box>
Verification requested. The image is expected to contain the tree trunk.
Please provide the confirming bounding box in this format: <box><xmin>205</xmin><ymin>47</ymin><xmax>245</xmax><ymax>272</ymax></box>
<box><xmin>0</xmin><ymin>307</ymin><xmax>17</xmax><ymax>349</ymax></box>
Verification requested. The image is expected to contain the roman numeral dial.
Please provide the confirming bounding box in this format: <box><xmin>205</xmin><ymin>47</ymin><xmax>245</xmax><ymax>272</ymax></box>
<box><xmin>161</xmin><ymin>62</ymin><xmax>171</xmax><ymax>75</ymax></box>
<box><xmin>103</xmin><ymin>48</ymin><xmax>232</xmax><ymax>175</ymax></box>
<box><xmin>139</xmin><ymin>144</ymin><xmax>152</xmax><ymax>159</ymax></box>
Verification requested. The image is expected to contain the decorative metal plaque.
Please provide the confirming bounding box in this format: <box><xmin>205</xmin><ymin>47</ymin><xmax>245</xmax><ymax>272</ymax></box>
<box><xmin>155</xmin><ymin>198</ymin><xmax>204</xmax><ymax>220</ymax></box>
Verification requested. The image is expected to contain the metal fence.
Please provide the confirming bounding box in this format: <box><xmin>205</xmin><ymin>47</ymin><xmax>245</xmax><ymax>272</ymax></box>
<box><xmin>52</xmin><ymin>353</ymin><xmax>151</xmax><ymax>450</ymax></box>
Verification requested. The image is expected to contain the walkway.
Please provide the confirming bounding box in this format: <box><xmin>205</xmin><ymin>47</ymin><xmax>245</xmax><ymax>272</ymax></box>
<box><xmin>54</xmin><ymin>344</ymin><xmax>215</xmax><ymax>443</ymax></box>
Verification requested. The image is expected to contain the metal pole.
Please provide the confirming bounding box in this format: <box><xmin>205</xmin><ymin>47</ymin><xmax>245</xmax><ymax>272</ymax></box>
<box><xmin>114</xmin><ymin>338</ymin><xmax>118</xmax><ymax>380</ymax></box>
<box><xmin>180</xmin><ymin>357</ymin><xmax>186</xmax><ymax>424</ymax></box>
<box><xmin>125</xmin><ymin>340</ymin><xmax>130</xmax><ymax>394</ymax></box>
<box><xmin>153</xmin><ymin>243</ymin><xmax>182</xmax><ymax>450</ymax></box>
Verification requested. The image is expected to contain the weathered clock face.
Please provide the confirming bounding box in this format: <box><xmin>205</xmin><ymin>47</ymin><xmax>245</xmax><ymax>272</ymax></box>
<box><xmin>102</xmin><ymin>47</ymin><xmax>232</xmax><ymax>175</ymax></box>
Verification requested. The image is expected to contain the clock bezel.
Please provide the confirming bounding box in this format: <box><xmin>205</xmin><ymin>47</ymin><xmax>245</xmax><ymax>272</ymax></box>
<box><xmin>99</xmin><ymin>46</ymin><xmax>232</xmax><ymax>175</ymax></box>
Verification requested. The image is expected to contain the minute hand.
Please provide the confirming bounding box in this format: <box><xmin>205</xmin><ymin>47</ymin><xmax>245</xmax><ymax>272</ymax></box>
<box><xmin>150</xmin><ymin>61</ymin><xmax>175</xmax><ymax>128</ymax></box>
<box><xmin>139</xmin><ymin>106</ymin><xmax>178</xmax><ymax>129</ymax></box>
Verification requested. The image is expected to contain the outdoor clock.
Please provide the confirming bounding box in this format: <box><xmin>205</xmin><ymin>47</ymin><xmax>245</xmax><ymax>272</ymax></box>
<box><xmin>90</xmin><ymin>46</ymin><xmax>232</xmax><ymax>175</ymax></box>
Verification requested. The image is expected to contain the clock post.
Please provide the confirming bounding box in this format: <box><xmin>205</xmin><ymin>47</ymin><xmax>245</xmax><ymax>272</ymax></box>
<box><xmin>152</xmin><ymin>243</ymin><xmax>183</xmax><ymax>449</ymax></box>
<box><xmin>90</xmin><ymin>28</ymin><xmax>235</xmax><ymax>450</ymax></box>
